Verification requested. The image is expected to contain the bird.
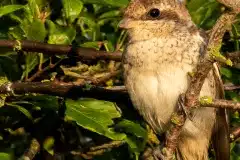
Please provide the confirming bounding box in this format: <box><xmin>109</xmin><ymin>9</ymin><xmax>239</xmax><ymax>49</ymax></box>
<box><xmin>120</xmin><ymin>0</ymin><xmax>229</xmax><ymax>159</ymax></box>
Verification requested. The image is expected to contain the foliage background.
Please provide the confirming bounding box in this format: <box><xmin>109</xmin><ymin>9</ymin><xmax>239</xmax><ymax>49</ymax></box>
<box><xmin>0</xmin><ymin>0</ymin><xmax>239</xmax><ymax>159</ymax></box>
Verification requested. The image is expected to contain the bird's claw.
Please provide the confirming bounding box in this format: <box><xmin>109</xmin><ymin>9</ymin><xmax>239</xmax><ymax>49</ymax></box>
<box><xmin>177</xmin><ymin>94</ymin><xmax>193</xmax><ymax>121</ymax></box>
<box><xmin>142</xmin><ymin>147</ymin><xmax>165</xmax><ymax>160</ymax></box>
<box><xmin>153</xmin><ymin>148</ymin><xmax>165</xmax><ymax>160</ymax></box>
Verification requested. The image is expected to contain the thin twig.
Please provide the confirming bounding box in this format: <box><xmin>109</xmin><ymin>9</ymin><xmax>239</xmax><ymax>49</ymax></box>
<box><xmin>200</xmin><ymin>97</ymin><xmax>240</xmax><ymax>109</ymax></box>
<box><xmin>71</xmin><ymin>141</ymin><xmax>125</xmax><ymax>159</ymax></box>
<box><xmin>224</xmin><ymin>84</ymin><xmax>240</xmax><ymax>90</ymax></box>
<box><xmin>26</xmin><ymin>59</ymin><xmax>63</xmax><ymax>82</ymax></box>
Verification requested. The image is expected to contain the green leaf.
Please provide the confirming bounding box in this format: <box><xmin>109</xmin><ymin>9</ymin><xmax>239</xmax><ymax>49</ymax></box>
<box><xmin>98</xmin><ymin>10</ymin><xmax>121</xmax><ymax>19</ymax></box>
<box><xmin>80</xmin><ymin>41</ymin><xmax>102</xmax><ymax>50</ymax></box>
<box><xmin>47</xmin><ymin>20</ymin><xmax>76</xmax><ymax>44</ymax></box>
<box><xmin>225</xmin><ymin>91</ymin><xmax>240</xmax><ymax>102</ymax></box>
<box><xmin>27</xmin><ymin>0</ymin><xmax>40</xmax><ymax>19</ymax></box>
<box><xmin>22</xmin><ymin>18</ymin><xmax>47</xmax><ymax>41</ymax></box>
<box><xmin>66</xmin><ymin>98</ymin><xmax>126</xmax><ymax>140</ymax></box>
<box><xmin>187</xmin><ymin>0</ymin><xmax>221</xmax><ymax>29</ymax></box>
<box><xmin>0</xmin><ymin>5</ymin><xmax>24</xmax><ymax>17</ymax></box>
<box><xmin>16</xmin><ymin>95</ymin><xmax>59</xmax><ymax>111</ymax></box>
<box><xmin>0</xmin><ymin>55</ymin><xmax>22</xmax><ymax>81</ymax></box>
<box><xmin>115</xmin><ymin>120</ymin><xmax>147</xmax><ymax>157</ymax></box>
<box><xmin>77</xmin><ymin>14</ymin><xmax>100</xmax><ymax>41</ymax></box>
<box><xmin>6</xmin><ymin>103</ymin><xmax>33</xmax><ymax>120</ymax></box>
<box><xmin>8</xmin><ymin>26</ymin><xmax>25</xmax><ymax>40</ymax></box>
<box><xmin>0</xmin><ymin>152</ymin><xmax>13</xmax><ymax>160</ymax></box>
<box><xmin>43</xmin><ymin>137</ymin><xmax>55</xmax><ymax>155</ymax></box>
<box><xmin>124</xmin><ymin>136</ymin><xmax>142</xmax><ymax>159</ymax></box>
<box><xmin>220</xmin><ymin>67</ymin><xmax>232</xmax><ymax>79</ymax></box>
<box><xmin>62</xmin><ymin>0</ymin><xmax>83</xmax><ymax>23</ymax></box>
<box><xmin>115</xmin><ymin>119</ymin><xmax>147</xmax><ymax>138</ymax></box>
<box><xmin>23</xmin><ymin>53</ymin><xmax>39</xmax><ymax>80</ymax></box>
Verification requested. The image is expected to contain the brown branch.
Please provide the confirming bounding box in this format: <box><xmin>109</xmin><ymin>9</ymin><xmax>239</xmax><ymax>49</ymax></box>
<box><xmin>0</xmin><ymin>81</ymin><xmax>128</xmax><ymax>101</ymax></box>
<box><xmin>226</xmin><ymin>51</ymin><xmax>240</xmax><ymax>60</ymax></box>
<box><xmin>88</xmin><ymin>70</ymin><xmax>122</xmax><ymax>85</ymax></box>
<box><xmin>2</xmin><ymin>39</ymin><xmax>240</xmax><ymax>64</ymax></box>
<box><xmin>22</xmin><ymin>138</ymin><xmax>40</xmax><ymax>160</ymax></box>
<box><xmin>217</xmin><ymin>0</ymin><xmax>240</xmax><ymax>12</ymax></box>
<box><xmin>224</xmin><ymin>84</ymin><xmax>240</xmax><ymax>90</ymax></box>
<box><xmin>26</xmin><ymin>59</ymin><xmax>62</xmax><ymax>82</ymax></box>
<box><xmin>162</xmin><ymin>11</ymin><xmax>237</xmax><ymax>159</ymax></box>
<box><xmin>226</xmin><ymin>51</ymin><xmax>240</xmax><ymax>65</ymax></box>
<box><xmin>71</xmin><ymin>141</ymin><xmax>125</xmax><ymax>159</ymax></box>
<box><xmin>0</xmin><ymin>40</ymin><xmax>122</xmax><ymax>61</ymax></box>
<box><xmin>200</xmin><ymin>97</ymin><xmax>240</xmax><ymax>109</ymax></box>
<box><xmin>230</xmin><ymin>127</ymin><xmax>240</xmax><ymax>142</ymax></box>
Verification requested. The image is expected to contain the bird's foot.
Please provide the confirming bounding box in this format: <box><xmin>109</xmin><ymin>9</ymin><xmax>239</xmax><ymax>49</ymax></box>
<box><xmin>142</xmin><ymin>146</ymin><xmax>165</xmax><ymax>160</ymax></box>
<box><xmin>177</xmin><ymin>94</ymin><xmax>193</xmax><ymax>121</ymax></box>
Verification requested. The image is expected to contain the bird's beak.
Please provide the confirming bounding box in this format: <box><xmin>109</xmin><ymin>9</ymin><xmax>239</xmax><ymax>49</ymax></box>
<box><xmin>119</xmin><ymin>18</ymin><xmax>134</xmax><ymax>29</ymax></box>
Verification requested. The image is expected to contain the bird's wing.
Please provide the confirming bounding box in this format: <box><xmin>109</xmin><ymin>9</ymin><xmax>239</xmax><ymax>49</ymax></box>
<box><xmin>212</xmin><ymin>62</ymin><xmax>230</xmax><ymax>160</ymax></box>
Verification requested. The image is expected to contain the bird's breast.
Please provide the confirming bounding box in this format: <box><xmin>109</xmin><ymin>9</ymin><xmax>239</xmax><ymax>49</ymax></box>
<box><xmin>123</xmin><ymin>34</ymin><xmax>204</xmax><ymax>69</ymax></box>
<box><xmin>123</xmin><ymin>34</ymin><xmax>205</xmax><ymax>132</ymax></box>
<box><xmin>124</xmin><ymin>64</ymin><xmax>193</xmax><ymax>132</ymax></box>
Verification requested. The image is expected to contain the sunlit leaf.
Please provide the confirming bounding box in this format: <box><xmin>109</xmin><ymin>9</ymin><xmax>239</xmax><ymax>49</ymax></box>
<box><xmin>0</xmin><ymin>152</ymin><xmax>13</xmax><ymax>160</ymax></box>
<box><xmin>22</xmin><ymin>19</ymin><xmax>47</xmax><ymax>41</ymax></box>
<box><xmin>0</xmin><ymin>5</ymin><xmax>24</xmax><ymax>17</ymax></box>
<box><xmin>115</xmin><ymin>119</ymin><xmax>147</xmax><ymax>138</ymax></box>
<box><xmin>6</xmin><ymin>103</ymin><xmax>33</xmax><ymax>120</ymax></box>
<box><xmin>62</xmin><ymin>0</ymin><xmax>83</xmax><ymax>23</ymax></box>
<box><xmin>47</xmin><ymin>20</ymin><xmax>76</xmax><ymax>44</ymax></box>
<box><xmin>43</xmin><ymin>137</ymin><xmax>55</xmax><ymax>155</ymax></box>
<box><xmin>66</xmin><ymin>98</ymin><xmax>126</xmax><ymax>140</ymax></box>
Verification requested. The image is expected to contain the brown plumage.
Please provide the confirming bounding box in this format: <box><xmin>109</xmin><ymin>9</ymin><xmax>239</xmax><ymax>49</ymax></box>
<box><xmin>120</xmin><ymin>0</ymin><xmax>229</xmax><ymax>159</ymax></box>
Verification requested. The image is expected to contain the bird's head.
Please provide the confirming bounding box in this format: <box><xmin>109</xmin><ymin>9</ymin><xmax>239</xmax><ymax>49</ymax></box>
<box><xmin>120</xmin><ymin>0</ymin><xmax>196</xmax><ymax>42</ymax></box>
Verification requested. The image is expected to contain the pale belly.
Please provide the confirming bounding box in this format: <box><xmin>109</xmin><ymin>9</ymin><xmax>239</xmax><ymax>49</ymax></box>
<box><xmin>124</xmin><ymin>64</ymin><xmax>216</xmax><ymax>134</ymax></box>
<box><xmin>124</xmin><ymin>65</ymin><xmax>191</xmax><ymax>133</ymax></box>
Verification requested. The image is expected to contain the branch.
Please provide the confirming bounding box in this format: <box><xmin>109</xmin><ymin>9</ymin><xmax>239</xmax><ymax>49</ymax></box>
<box><xmin>21</xmin><ymin>138</ymin><xmax>40</xmax><ymax>160</ymax></box>
<box><xmin>2</xmin><ymin>39</ymin><xmax>240</xmax><ymax>64</ymax></box>
<box><xmin>230</xmin><ymin>127</ymin><xmax>240</xmax><ymax>142</ymax></box>
<box><xmin>200</xmin><ymin>97</ymin><xmax>240</xmax><ymax>109</ymax></box>
<box><xmin>217</xmin><ymin>0</ymin><xmax>240</xmax><ymax>12</ymax></box>
<box><xmin>224</xmin><ymin>84</ymin><xmax>240</xmax><ymax>90</ymax></box>
<box><xmin>0</xmin><ymin>40</ymin><xmax>122</xmax><ymax>61</ymax></box>
<box><xmin>162</xmin><ymin>11</ymin><xmax>238</xmax><ymax>159</ymax></box>
<box><xmin>26</xmin><ymin>59</ymin><xmax>62</xmax><ymax>82</ymax></box>
<box><xmin>0</xmin><ymin>81</ymin><xmax>128</xmax><ymax>101</ymax></box>
<box><xmin>226</xmin><ymin>51</ymin><xmax>240</xmax><ymax>65</ymax></box>
<box><xmin>71</xmin><ymin>141</ymin><xmax>125</xmax><ymax>159</ymax></box>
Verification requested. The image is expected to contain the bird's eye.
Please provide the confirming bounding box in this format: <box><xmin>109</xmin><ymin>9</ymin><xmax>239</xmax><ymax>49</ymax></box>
<box><xmin>148</xmin><ymin>8</ymin><xmax>161</xmax><ymax>18</ymax></box>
